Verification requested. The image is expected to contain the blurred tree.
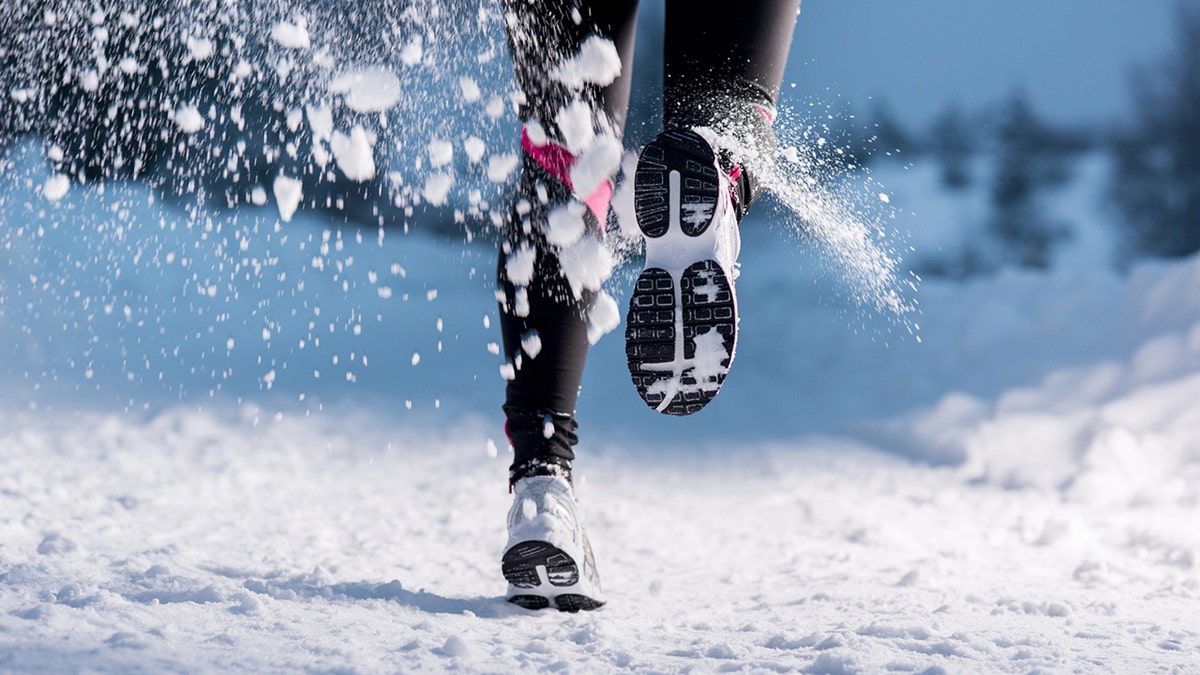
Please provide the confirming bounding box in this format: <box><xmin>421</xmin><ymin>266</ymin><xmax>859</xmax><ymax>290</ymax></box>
<box><xmin>988</xmin><ymin>91</ymin><xmax>1075</xmax><ymax>268</ymax></box>
<box><xmin>1111</xmin><ymin>2</ymin><xmax>1200</xmax><ymax>260</ymax></box>
<box><xmin>929</xmin><ymin>102</ymin><xmax>973</xmax><ymax>190</ymax></box>
<box><xmin>867</xmin><ymin>99</ymin><xmax>916</xmax><ymax>159</ymax></box>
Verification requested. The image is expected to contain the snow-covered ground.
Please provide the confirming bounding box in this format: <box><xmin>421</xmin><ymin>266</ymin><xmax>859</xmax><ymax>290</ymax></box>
<box><xmin>3</xmin><ymin>135</ymin><xmax>1200</xmax><ymax>672</ymax></box>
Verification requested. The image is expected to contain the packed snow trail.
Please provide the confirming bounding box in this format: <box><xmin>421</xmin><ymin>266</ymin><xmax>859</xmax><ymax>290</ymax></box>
<box><xmin>1</xmin><ymin>401</ymin><xmax>1197</xmax><ymax>673</ymax></box>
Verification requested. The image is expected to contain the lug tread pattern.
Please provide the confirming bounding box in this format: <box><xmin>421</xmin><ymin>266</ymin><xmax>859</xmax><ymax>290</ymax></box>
<box><xmin>503</xmin><ymin>540</ymin><xmax>604</xmax><ymax>612</ymax></box>
<box><xmin>634</xmin><ymin>129</ymin><xmax>721</xmax><ymax>239</ymax></box>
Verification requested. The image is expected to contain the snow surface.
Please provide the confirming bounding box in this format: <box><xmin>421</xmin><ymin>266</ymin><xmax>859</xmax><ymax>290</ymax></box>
<box><xmin>3</xmin><ymin>135</ymin><xmax>1199</xmax><ymax>672</ymax></box>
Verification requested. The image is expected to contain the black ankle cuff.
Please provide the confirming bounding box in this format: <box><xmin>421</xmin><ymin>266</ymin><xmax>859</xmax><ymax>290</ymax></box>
<box><xmin>504</xmin><ymin>407</ymin><xmax>578</xmax><ymax>486</ymax></box>
<box><xmin>509</xmin><ymin>457</ymin><xmax>573</xmax><ymax>486</ymax></box>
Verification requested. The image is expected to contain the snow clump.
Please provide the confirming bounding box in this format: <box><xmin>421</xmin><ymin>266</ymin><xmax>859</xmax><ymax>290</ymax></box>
<box><xmin>271</xmin><ymin>20</ymin><xmax>311</xmax><ymax>49</ymax></box>
<box><xmin>273</xmin><ymin>176</ymin><xmax>303</xmax><ymax>222</ymax></box>
<box><xmin>330</xmin><ymin>126</ymin><xmax>376</xmax><ymax>182</ymax></box>
<box><xmin>173</xmin><ymin>105</ymin><xmax>205</xmax><ymax>133</ymax></box>
<box><xmin>328</xmin><ymin>67</ymin><xmax>402</xmax><ymax>113</ymax></box>
<box><xmin>552</xmin><ymin>35</ymin><xmax>622</xmax><ymax>88</ymax></box>
<box><xmin>42</xmin><ymin>174</ymin><xmax>70</xmax><ymax>201</ymax></box>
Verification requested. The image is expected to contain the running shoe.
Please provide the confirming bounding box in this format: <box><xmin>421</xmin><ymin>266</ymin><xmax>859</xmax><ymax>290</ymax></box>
<box><xmin>625</xmin><ymin>128</ymin><xmax>742</xmax><ymax>416</ymax></box>
<box><xmin>502</xmin><ymin>475</ymin><xmax>605</xmax><ymax>611</ymax></box>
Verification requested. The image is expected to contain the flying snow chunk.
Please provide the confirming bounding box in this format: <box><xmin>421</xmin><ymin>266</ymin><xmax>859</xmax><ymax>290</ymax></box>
<box><xmin>522</xmin><ymin>331</ymin><xmax>542</xmax><ymax>359</ymax></box>
<box><xmin>464</xmin><ymin>136</ymin><xmax>486</xmax><ymax>164</ymax></box>
<box><xmin>330</xmin><ymin>126</ymin><xmax>376</xmax><ymax>182</ymax></box>
<box><xmin>556</xmin><ymin>99</ymin><xmax>596</xmax><ymax>154</ymax></box>
<box><xmin>487</xmin><ymin>153</ymin><xmax>519</xmax><ymax>183</ymax></box>
<box><xmin>173</xmin><ymin>105</ymin><xmax>205</xmax><ymax>133</ymax></box>
<box><xmin>552</xmin><ymin>35</ymin><xmax>622</xmax><ymax>89</ymax></box>
<box><xmin>428</xmin><ymin>139</ymin><xmax>453</xmax><ymax>168</ymax></box>
<box><xmin>570</xmin><ymin>134</ymin><xmax>621</xmax><ymax>198</ymax></box>
<box><xmin>187</xmin><ymin>36</ymin><xmax>215</xmax><ymax>60</ymax></box>
<box><xmin>233</xmin><ymin>60</ymin><xmax>253</xmax><ymax>80</ymax></box>
<box><xmin>328</xmin><ymin>67</ymin><xmax>402</xmax><ymax>113</ymax></box>
<box><xmin>586</xmin><ymin>291</ymin><xmax>620</xmax><ymax>344</ymax></box>
<box><xmin>505</xmin><ymin>244</ymin><xmax>536</xmax><ymax>286</ymax></box>
<box><xmin>878</xmin><ymin>192</ymin><xmax>891</xmax><ymax>204</ymax></box>
<box><xmin>459</xmin><ymin>76</ymin><xmax>481</xmax><ymax>103</ymax></box>
<box><xmin>273</xmin><ymin>175</ymin><xmax>303</xmax><ymax>222</ymax></box>
<box><xmin>545</xmin><ymin>201</ymin><xmax>586</xmax><ymax>247</ymax></box>
<box><xmin>485</xmin><ymin>96</ymin><xmax>506</xmax><ymax>120</ymax></box>
<box><xmin>78</xmin><ymin>70</ymin><xmax>100</xmax><ymax>92</ymax></box>
<box><xmin>306</xmin><ymin>104</ymin><xmax>333</xmax><ymax>142</ymax></box>
<box><xmin>250</xmin><ymin>186</ymin><xmax>267</xmax><ymax>205</ymax></box>
<box><xmin>423</xmin><ymin>173</ymin><xmax>454</xmax><ymax>206</ymax></box>
<box><xmin>271</xmin><ymin>20</ymin><xmax>310</xmax><ymax>49</ymax></box>
<box><xmin>559</xmin><ymin>234</ymin><xmax>613</xmax><ymax>300</ymax></box>
<box><xmin>400</xmin><ymin>37</ymin><xmax>423</xmax><ymax>66</ymax></box>
<box><xmin>43</xmin><ymin>174</ymin><xmax>70</xmax><ymax>201</ymax></box>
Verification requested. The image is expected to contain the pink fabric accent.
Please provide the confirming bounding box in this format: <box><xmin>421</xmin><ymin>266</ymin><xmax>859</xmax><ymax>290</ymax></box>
<box><xmin>504</xmin><ymin>419</ymin><xmax>514</xmax><ymax>493</ymax></box>
<box><xmin>521</xmin><ymin>128</ymin><xmax>575</xmax><ymax>186</ymax></box>
<box><xmin>584</xmin><ymin>181</ymin><xmax>613</xmax><ymax>222</ymax></box>
<box><xmin>520</xmin><ymin>127</ymin><xmax>614</xmax><ymax>221</ymax></box>
<box><xmin>754</xmin><ymin>104</ymin><xmax>776</xmax><ymax>123</ymax></box>
<box><xmin>727</xmin><ymin>164</ymin><xmax>743</xmax><ymax>207</ymax></box>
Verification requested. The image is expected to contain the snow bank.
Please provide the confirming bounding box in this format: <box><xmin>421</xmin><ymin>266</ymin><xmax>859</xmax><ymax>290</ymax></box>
<box><xmin>876</xmin><ymin>252</ymin><xmax>1200</xmax><ymax>501</ymax></box>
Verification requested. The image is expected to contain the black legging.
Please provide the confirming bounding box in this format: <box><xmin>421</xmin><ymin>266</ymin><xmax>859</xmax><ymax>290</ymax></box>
<box><xmin>499</xmin><ymin>0</ymin><xmax>800</xmax><ymax>483</ymax></box>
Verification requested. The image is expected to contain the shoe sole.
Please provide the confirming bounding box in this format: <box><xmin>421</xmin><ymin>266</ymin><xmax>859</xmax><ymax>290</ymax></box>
<box><xmin>627</xmin><ymin>129</ymin><xmax>737</xmax><ymax>416</ymax></box>
<box><xmin>502</xmin><ymin>540</ymin><xmax>604</xmax><ymax>612</ymax></box>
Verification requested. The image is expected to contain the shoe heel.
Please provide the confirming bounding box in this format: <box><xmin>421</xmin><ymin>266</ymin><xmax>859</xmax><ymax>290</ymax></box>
<box><xmin>502</xmin><ymin>541</ymin><xmax>580</xmax><ymax>588</ymax></box>
<box><xmin>634</xmin><ymin>129</ymin><xmax>722</xmax><ymax>239</ymax></box>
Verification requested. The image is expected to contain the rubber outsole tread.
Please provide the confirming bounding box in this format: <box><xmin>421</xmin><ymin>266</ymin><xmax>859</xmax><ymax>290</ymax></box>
<box><xmin>554</xmin><ymin>594</ymin><xmax>604</xmax><ymax>612</ymax></box>
<box><xmin>502</xmin><ymin>541</ymin><xmax>579</xmax><ymax>588</ymax></box>
<box><xmin>508</xmin><ymin>595</ymin><xmax>550</xmax><ymax>610</ymax></box>
<box><xmin>634</xmin><ymin>129</ymin><xmax>721</xmax><ymax>238</ymax></box>
<box><xmin>503</xmin><ymin>540</ymin><xmax>604</xmax><ymax>612</ymax></box>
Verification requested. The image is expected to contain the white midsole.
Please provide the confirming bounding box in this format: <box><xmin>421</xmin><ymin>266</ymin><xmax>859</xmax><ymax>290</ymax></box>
<box><xmin>642</xmin><ymin>170</ymin><xmax>727</xmax><ymax>276</ymax></box>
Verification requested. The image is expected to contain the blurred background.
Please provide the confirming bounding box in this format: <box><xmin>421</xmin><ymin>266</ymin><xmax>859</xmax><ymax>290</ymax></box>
<box><xmin>2</xmin><ymin>0</ymin><xmax>1200</xmax><ymax>441</ymax></box>
<box><xmin>6</xmin><ymin>1</ymin><xmax>1198</xmax><ymax>266</ymax></box>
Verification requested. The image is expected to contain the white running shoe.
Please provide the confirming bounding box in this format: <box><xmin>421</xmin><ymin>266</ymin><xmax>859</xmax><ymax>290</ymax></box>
<box><xmin>502</xmin><ymin>475</ymin><xmax>605</xmax><ymax>611</ymax></box>
<box><xmin>626</xmin><ymin>128</ymin><xmax>742</xmax><ymax>416</ymax></box>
